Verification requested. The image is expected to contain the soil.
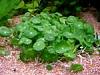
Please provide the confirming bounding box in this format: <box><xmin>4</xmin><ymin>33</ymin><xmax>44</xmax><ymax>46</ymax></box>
<box><xmin>0</xmin><ymin>11</ymin><xmax>100</xmax><ymax>75</ymax></box>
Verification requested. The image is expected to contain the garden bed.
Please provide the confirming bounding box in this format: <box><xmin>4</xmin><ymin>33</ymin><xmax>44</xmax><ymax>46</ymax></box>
<box><xmin>0</xmin><ymin>11</ymin><xmax>100</xmax><ymax>75</ymax></box>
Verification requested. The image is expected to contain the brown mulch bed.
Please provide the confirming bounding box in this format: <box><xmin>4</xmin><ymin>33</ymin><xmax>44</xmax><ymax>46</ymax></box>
<box><xmin>0</xmin><ymin>11</ymin><xmax>100</xmax><ymax>75</ymax></box>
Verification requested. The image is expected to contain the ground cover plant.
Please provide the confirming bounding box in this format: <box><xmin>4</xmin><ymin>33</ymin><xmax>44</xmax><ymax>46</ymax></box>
<box><xmin>6</xmin><ymin>12</ymin><xmax>95</xmax><ymax>63</ymax></box>
<box><xmin>69</xmin><ymin>64</ymin><xmax>84</xmax><ymax>73</ymax></box>
<box><xmin>0</xmin><ymin>0</ymin><xmax>100</xmax><ymax>73</ymax></box>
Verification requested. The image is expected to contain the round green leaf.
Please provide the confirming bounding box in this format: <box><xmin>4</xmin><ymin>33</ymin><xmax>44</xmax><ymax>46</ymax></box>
<box><xmin>47</xmin><ymin>46</ymin><xmax>56</xmax><ymax>54</ymax></box>
<box><xmin>0</xmin><ymin>26</ymin><xmax>11</xmax><ymax>37</ymax></box>
<box><xmin>74</xmin><ymin>21</ymin><xmax>84</xmax><ymax>30</ymax></box>
<box><xmin>22</xmin><ymin>28</ymin><xmax>38</xmax><ymax>38</ymax></box>
<box><xmin>44</xmin><ymin>33</ymin><xmax>55</xmax><ymax>41</ymax></box>
<box><xmin>19</xmin><ymin>37</ymin><xmax>32</xmax><ymax>45</ymax></box>
<box><xmin>63</xmin><ymin>32</ymin><xmax>74</xmax><ymax>38</ymax></box>
<box><xmin>31</xmin><ymin>17</ymin><xmax>41</xmax><ymax>24</ymax></box>
<box><xmin>67</xmin><ymin>16</ymin><xmax>77</xmax><ymax>23</ymax></box>
<box><xmin>33</xmin><ymin>39</ymin><xmax>45</xmax><ymax>51</ymax></box>
<box><xmin>16</xmin><ymin>23</ymin><xmax>28</xmax><ymax>32</ymax></box>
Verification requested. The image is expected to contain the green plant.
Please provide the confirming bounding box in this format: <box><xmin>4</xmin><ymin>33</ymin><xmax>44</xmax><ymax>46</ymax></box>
<box><xmin>69</xmin><ymin>64</ymin><xmax>84</xmax><ymax>73</ymax></box>
<box><xmin>16</xmin><ymin>0</ymin><xmax>41</xmax><ymax>13</ymax></box>
<box><xmin>20</xmin><ymin>47</ymin><xmax>36</xmax><ymax>62</ymax></box>
<box><xmin>36</xmin><ymin>0</ymin><xmax>81</xmax><ymax>15</ymax></box>
<box><xmin>0</xmin><ymin>0</ymin><xmax>20</xmax><ymax>26</ymax></box>
<box><xmin>10</xmin><ymin>12</ymin><xmax>94</xmax><ymax>62</ymax></box>
<box><xmin>46</xmin><ymin>64</ymin><xmax>53</xmax><ymax>71</ymax></box>
<box><xmin>0</xmin><ymin>0</ymin><xmax>20</xmax><ymax>19</ymax></box>
<box><xmin>17</xmin><ymin>0</ymin><xmax>81</xmax><ymax>15</ymax></box>
<box><xmin>0</xmin><ymin>47</ymin><xmax>10</xmax><ymax>56</ymax></box>
<box><xmin>0</xmin><ymin>26</ymin><xmax>12</xmax><ymax>37</ymax></box>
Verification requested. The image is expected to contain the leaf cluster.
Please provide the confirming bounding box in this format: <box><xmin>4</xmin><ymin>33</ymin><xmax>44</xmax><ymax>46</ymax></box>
<box><xmin>16</xmin><ymin>0</ymin><xmax>82</xmax><ymax>15</ymax></box>
<box><xmin>16</xmin><ymin>0</ymin><xmax>41</xmax><ymax>13</ymax></box>
<box><xmin>36</xmin><ymin>0</ymin><xmax>81</xmax><ymax>15</ymax></box>
<box><xmin>11</xmin><ymin>12</ymin><xmax>95</xmax><ymax>62</ymax></box>
<box><xmin>69</xmin><ymin>64</ymin><xmax>84</xmax><ymax>73</ymax></box>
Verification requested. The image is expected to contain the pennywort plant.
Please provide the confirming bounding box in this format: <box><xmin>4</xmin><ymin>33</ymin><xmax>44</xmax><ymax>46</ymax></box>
<box><xmin>10</xmin><ymin>12</ymin><xmax>95</xmax><ymax>62</ymax></box>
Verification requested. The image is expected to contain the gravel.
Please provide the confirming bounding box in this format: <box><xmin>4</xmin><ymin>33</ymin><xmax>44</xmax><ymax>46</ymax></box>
<box><xmin>0</xmin><ymin>11</ymin><xmax>100</xmax><ymax>75</ymax></box>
